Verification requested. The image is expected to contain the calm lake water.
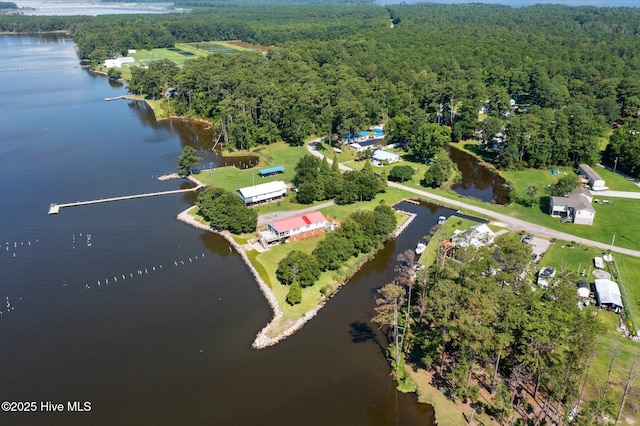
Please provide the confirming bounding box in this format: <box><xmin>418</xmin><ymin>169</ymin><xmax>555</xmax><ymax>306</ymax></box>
<box><xmin>448</xmin><ymin>146</ymin><xmax>511</xmax><ymax>205</ymax></box>
<box><xmin>12</xmin><ymin>0</ymin><xmax>179</xmax><ymax>16</ymax></box>
<box><xmin>0</xmin><ymin>34</ymin><xmax>442</xmax><ymax>425</ymax></box>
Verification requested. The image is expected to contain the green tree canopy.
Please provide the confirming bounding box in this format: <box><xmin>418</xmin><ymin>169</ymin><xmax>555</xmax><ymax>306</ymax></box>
<box><xmin>276</xmin><ymin>250</ymin><xmax>320</xmax><ymax>288</ymax></box>
<box><xmin>177</xmin><ymin>146</ymin><xmax>202</xmax><ymax>175</ymax></box>
<box><xmin>196</xmin><ymin>187</ymin><xmax>257</xmax><ymax>234</ymax></box>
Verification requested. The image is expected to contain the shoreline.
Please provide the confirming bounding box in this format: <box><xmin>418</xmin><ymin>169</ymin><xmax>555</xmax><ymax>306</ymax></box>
<box><xmin>176</xmin><ymin>205</ymin><xmax>413</xmax><ymax>349</ymax></box>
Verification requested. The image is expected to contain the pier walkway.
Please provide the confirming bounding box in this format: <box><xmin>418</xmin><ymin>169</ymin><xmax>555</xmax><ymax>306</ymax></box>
<box><xmin>48</xmin><ymin>184</ymin><xmax>204</xmax><ymax>215</ymax></box>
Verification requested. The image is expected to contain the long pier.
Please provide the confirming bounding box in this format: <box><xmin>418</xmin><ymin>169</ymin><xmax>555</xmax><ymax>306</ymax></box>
<box><xmin>48</xmin><ymin>184</ymin><xmax>204</xmax><ymax>215</ymax></box>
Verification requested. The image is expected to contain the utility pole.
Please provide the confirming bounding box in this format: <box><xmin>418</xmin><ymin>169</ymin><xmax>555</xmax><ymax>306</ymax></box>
<box><xmin>614</xmin><ymin>156</ymin><xmax>619</xmax><ymax>174</ymax></box>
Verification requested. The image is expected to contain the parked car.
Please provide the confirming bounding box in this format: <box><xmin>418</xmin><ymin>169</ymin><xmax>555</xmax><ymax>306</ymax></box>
<box><xmin>521</xmin><ymin>234</ymin><xmax>533</xmax><ymax>245</ymax></box>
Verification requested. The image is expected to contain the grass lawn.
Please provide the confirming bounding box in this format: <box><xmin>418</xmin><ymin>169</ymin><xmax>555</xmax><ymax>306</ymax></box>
<box><xmin>541</xmin><ymin>238</ymin><xmax>640</xmax><ymax>322</ymax></box>
<box><xmin>197</xmin><ymin>142</ymin><xmax>308</xmax><ymax>192</ymax></box>
<box><xmin>538</xmin><ymin>238</ymin><xmax>605</xmax><ymax>275</ymax></box>
<box><xmin>540</xmin><ymin>238</ymin><xmax>640</xmax><ymax>424</ymax></box>
<box><xmin>253</xmin><ymin>233</ymin><xmax>374</xmax><ymax>338</ymax></box>
<box><xmin>131</xmin><ymin>43</ymin><xmax>210</xmax><ymax>66</ymax></box>
<box><xmin>405</xmin><ymin>368</ymin><xmax>468</xmax><ymax>426</ymax></box>
<box><xmin>501</xmin><ymin>167</ymin><xmax>575</xmax><ymax>200</ymax></box>
<box><xmin>592</xmin><ymin>164</ymin><xmax>640</xmax><ymax>192</ymax></box>
<box><xmin>424</xmin><ymin>140</ymin><xmax>640</xmax><ymax>250</ymax></box>
<box><xmin>321</xmin><ymin>186</ymin><xmax>413</xmax><ymax>222</ymax></box>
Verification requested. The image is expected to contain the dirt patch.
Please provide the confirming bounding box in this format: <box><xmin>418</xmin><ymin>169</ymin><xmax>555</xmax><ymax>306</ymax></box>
<box><xmin>592</xmin><ymin>269</ymin><xmax>611</xmax><ymax>279</ymax></box>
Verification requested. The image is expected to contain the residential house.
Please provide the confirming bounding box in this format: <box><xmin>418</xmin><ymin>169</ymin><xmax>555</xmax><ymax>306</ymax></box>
<box><xmin>259</xmin><ymin>211</ymin><xmax>329</xmax><ymax>244</ymax></box>
<box><xmin>350</xmin><ymin>139</ymin><xmax>380</xmax><ymax>152</ymax></box>
<box><xmin>549</xmin><ymin>187</ymin><xmax>596</xmax><ymax>225</ymax></box>
<box><xmin>537</xmin><ymin>266</ymin><xmax>556</xmax><ymax>288</ymax></box>
<box><xmin>103</xmin><ymin>57</ymin><xmax>135</xmax><ymax>68</ymax></box>
<box><xmin>452</xmin><ymin>223</ymin><xmax>495</xmax><ymax>248</ymax></box>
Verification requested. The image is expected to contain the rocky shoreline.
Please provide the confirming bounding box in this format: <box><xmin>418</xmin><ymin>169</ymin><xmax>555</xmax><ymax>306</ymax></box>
<box><xmin>176</xmin><ymin>205</ymin><xmax>406</xmax><ymax>349</ymax></box>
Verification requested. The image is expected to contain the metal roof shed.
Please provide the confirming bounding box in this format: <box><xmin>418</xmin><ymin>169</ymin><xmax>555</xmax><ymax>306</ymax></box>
<box><xmin>594</xmin><ymin>279</ymin><xmax>623</xmax><ymax>311</ymax></box>
<box><xmin>259</xmin><ymin>166</ymin><xmax>284</xmax><ymax>176</ymax></box>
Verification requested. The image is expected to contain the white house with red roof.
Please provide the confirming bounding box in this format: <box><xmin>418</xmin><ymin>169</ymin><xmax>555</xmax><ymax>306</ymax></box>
<box><xmin>260</xmin><ymin>211</ymin><xmax>329</xmax><ymax>244</ymax></box>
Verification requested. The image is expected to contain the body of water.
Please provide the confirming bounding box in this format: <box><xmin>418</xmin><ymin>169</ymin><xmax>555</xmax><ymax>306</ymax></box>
<box><xmin>0</xmin><ymin>34</ymin><xmax>442</xmax><ymax>425</ymax></box>
<box><xmin>12</xmin><ymin>0</ymin><xmax>180</xmax><ymax>16</ymax></box>
<box><xmin>448</xmin><ymin>145</ymin><xmax>511</xmax><ymax>204</ymax></box>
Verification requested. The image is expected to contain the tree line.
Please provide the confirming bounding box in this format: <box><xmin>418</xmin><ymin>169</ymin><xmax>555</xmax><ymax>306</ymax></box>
<box><xmin>276</xmin><ymin>204</ymin><xmax>396</xmax><ymax>305</ymax></box>
<box><xmin>6</xmin><ymin>4</ymin><xmax>640</xmax><ymax>172</ymax></box>
<box><xmin>292</xmin><ymin>154</ymin><xmax>386</xmax><ymax>205</ymax></box>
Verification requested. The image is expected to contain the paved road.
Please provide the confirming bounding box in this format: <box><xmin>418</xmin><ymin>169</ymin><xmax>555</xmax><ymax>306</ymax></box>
<box><xmin>306</xmin><ymin>141</ymin><xmax>640</xmax><ymax>258</ymax></box>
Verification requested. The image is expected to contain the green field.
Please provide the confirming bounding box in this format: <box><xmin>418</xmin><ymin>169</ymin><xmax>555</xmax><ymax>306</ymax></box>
<box><xmin>101</xmin><ymin>40</ymin><xmax>263</xmax><ymax>81</ymax></box>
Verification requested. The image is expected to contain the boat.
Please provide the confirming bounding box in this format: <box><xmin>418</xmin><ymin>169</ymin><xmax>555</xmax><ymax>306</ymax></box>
<box><xmin>415</xmin><ymin>242</ymin><xmax>427</xmax><ymax>255</ymax></box>
<box><xmin>437</xmin><ymin>216</ymin><xmax>447</xmax><ymax>225</ymax></box>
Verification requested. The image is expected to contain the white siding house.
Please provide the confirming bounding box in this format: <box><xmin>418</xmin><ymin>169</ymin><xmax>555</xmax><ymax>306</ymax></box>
<box><xmin>549</xmin><ymin>187</ymin><xmax>596</xmax><ymax>225</ymax></box>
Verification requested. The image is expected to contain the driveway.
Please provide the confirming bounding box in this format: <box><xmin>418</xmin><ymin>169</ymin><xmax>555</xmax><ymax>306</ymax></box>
<box><xmin>590</xmin><ymin>190</ymin><xmax>640</xmax><ymax>199</ymax></box>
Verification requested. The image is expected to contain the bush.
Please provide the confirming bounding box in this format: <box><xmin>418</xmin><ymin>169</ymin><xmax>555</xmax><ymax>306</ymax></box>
<box><xmin>286</xmin><ymin>282</ymin><xmax>302</xmax><ymax>305</ymax></box>
<box><xmin>388</xmin><ymin>165</ymin><xmax>415</xmax><ymax>182</ymax></box>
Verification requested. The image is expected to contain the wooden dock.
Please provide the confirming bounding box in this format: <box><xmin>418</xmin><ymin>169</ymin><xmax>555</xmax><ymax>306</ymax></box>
<box><xmin>48</xmin><ymin>185</ymin><xmax>204</xmax><ymax>215</ymax></box>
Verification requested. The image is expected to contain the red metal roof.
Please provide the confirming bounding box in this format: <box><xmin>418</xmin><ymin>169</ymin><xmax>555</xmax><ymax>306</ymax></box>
<box><xmin>270</xmin><ymin>211</ymin><xmax>327</xmax><ymax>234</ymax></box>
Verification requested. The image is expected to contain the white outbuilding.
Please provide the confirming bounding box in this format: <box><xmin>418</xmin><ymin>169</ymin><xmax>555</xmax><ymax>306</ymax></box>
<box><xmin>103</xmin><ymin>57</ymin><xmax>135</xmax><ymax>68</ymax></box>
<box><xmin>594</xmin><ymin>278</ymin><xmax>623</xmax><ymax>313</ymax></box>
<box><xmin>578</xmin><ymin>164</ymin><xmax>606</xmax><ymax>191</ymax></box>
<box><xmin>237</xmin><ymin>181</ymin><xmax>287</xmax><ymax>205</ymax></box>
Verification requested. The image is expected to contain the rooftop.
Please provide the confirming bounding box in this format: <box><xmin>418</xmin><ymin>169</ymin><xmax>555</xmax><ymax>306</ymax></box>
<box><xmin>237</xmin><ymin>181</ymin><xmax>287</xmax><ymax>199</ymax></box>
<box><xmin>594</xmin><ymin>278</ymin><xmax>623</xmax><ymax>307</ymax></box>
<box><xmin>551</xmin><ymin>187</ymin><xmax>595</xmax><ymax>213</ymax></box>
<box><xmin>578</xmin><ymin>164</ymin><xmax>603</xmax><ymax>182</ymax></box>
<box><xmin>259</xmin><ymin>165</ymin><xmax>284</xmax><ymax>176</ymax></box>
<box><xmin>270</xmin><ymin>211</ymin><xmax>327</xmax><ymax>234</ymax></box>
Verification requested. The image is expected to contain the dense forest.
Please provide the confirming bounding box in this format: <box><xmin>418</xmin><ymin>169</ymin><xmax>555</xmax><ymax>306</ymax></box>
<box><xmin>5</xmin><ymin>4</ymin><xmax>636</xmax><ymax>172</ymax></box>
<box><xmin>380</xmin><ymin>241</ymin><xmax>605</xmax><ymax>425</ymax></box>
